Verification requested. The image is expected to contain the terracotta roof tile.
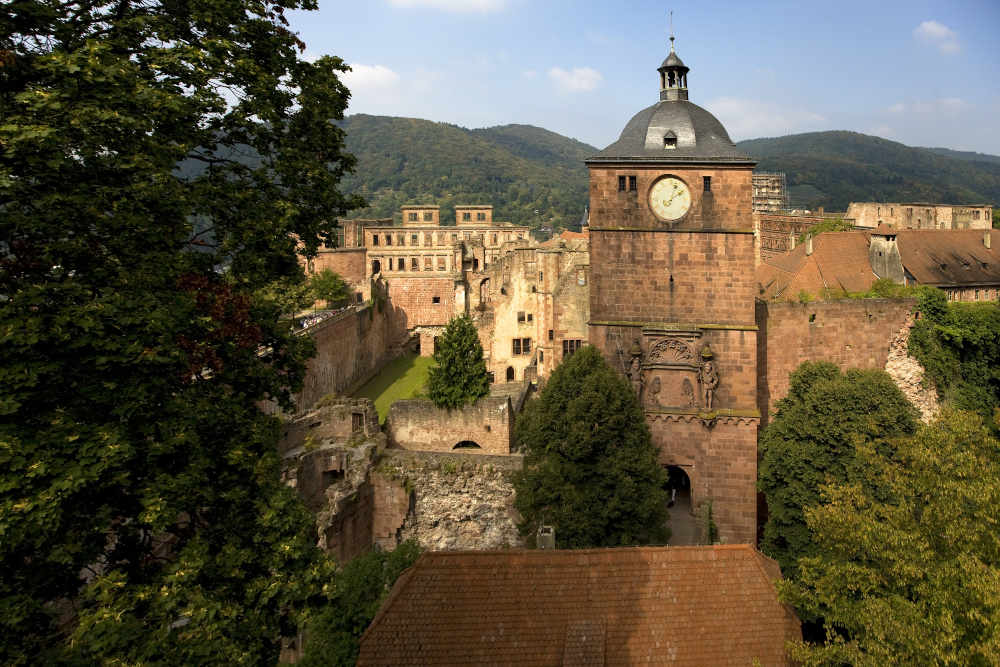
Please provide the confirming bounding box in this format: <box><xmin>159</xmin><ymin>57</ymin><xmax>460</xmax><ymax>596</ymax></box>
<box><xmin>896</xmin><ymin>229</ymin><xmax>999</xmax><ymax>286</ymax></box>
<box><xmin>357</xmin><ymin>545</ymin><xmax>801</xmax><ymax>666</ymax></box>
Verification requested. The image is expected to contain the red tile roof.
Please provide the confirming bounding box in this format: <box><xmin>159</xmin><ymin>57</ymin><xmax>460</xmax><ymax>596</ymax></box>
<box><xmin>756</xmin><ymin>232</ymin><xmax>876</xmax><ymax>299</ymax></box>
<box><xmin>357</xmin><ymin>545</ymin><xmax>801</xmax><ymax>666</ymax></box>
<box><xmin>896</xmin><ymin>229</ymin><xmax>999</xmax><ymax>286</ymax></box>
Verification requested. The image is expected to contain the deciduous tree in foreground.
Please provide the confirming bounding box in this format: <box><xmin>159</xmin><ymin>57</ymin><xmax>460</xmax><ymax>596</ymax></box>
<box><xmin>0</xmin><ymin>0</ymin><xmax>361</xmax><ymax>662</ymax></box>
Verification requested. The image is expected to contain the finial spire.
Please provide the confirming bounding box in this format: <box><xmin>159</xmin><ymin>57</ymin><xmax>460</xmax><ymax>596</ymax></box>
<box><xmin>669</xmin><ymin>10</ymin><xmax>675</xmax><ymax>52</ymax></box>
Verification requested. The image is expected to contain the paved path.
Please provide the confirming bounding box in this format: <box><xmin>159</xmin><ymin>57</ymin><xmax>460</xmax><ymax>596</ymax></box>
<box><xmin>667</xmin><ymin>490</ymin><xmax>700</xmax><ymax>545</ymax></box>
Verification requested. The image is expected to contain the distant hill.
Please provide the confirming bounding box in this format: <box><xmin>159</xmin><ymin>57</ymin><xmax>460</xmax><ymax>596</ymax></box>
<box><xmin>338</xmin><ymin>115</ymin><xmax>596</xmax><ymax>229</ymax></box>
<box><xmin>737</xmin><ymin>131</ymin><xmax>1000</xmax><ymax>211</ymax></box>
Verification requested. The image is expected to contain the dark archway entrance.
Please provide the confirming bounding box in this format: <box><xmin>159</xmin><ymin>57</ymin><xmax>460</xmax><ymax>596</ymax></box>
<box><xmin>505</xmin><ymin>366</ymin><xmax>515</xmax><ymax>382</ymax></box>
<box><xmin>453</xmin><ymin>441</ymin><xmax>481</xmax><ymax>450</ymax></box>
<box><xmin>666</xmin><ymin>465</ymin><xmax>697</xmax><ymax>545</ymax></box>
<box><xmin>371</xmin><ymin>259</ymin><xmax>381</xmax><ymax>275</ymax></box>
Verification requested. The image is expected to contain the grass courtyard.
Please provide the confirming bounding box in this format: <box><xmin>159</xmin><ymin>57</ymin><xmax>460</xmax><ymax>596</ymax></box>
<box><xmin>355</xmin><ymin>353</ymin><xmax>436</xmax><ymax>421</ymax></box>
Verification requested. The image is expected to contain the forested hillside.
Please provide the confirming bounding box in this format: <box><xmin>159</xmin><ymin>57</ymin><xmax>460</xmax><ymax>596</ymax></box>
<box><xmin>338</xmin><ymin>115</ymin><xmax>594</xmax><ymax>229</ymax></box>
<box><xmin>737</xmin><ymin>131</ymin><xmax>1000</xmax><ymax>211</ymax></box>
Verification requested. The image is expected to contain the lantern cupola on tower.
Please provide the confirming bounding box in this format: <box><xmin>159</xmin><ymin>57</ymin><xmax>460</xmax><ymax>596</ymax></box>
<box><xmin>658</xmin><ymin>35</ymin><xmax>689</xmax><ymax>101</ymax></box>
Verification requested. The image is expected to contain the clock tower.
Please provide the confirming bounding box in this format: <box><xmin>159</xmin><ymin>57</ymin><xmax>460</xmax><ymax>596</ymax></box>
<box><xmin>586</xmin><ymin>35</ymin><xmax>759</xmax><ymax>544</ymax></box>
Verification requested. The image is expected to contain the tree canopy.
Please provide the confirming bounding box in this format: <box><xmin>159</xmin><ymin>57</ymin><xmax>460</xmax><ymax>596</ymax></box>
<box><xmin>512</xmin><ymin>346</ymin><xmax>669</xmax><ymax>548</ymax></box>
<box><xmin>426</xmin><ymin>314</ymin><xmax>490</xmax><ymax>409</ymax></box>
<box><xmin>1</xmin><ymin>0</ymin><xmax>361</xmax><ymax>661</ymax></box>
<box><xmin>758</xmin><ymin>362</ymin><xmax>919</xmax><ymax>576</ymax></box>
<box><xmin>782</xmin><ymin>409</ymin><xmax>1000</xmax><ymax>665</ymax></box>
<box><xmin>309</xmin><ymin>269</ymin><xmax>352</xmax><ymax>310</ymax></box>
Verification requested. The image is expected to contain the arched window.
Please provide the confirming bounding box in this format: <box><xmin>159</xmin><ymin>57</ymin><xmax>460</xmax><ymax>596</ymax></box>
<box><xmin>453</xmin><ymin>441</ymin><xmax>481</xmax><ymax>450</ymax></box>
<box><xmin>371</xmin><ymin>259</ymin><xmax>381</xmax><ymax>275</ymax></box>
<box><xmin>506</xmin><ymin>366</ymin><xmax>515</xmax><ymax>382</ymax></box>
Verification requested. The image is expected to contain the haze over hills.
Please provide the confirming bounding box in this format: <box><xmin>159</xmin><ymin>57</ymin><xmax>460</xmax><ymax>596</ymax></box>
<box><xmin>338</xmin><ymin>115</ymin><xmax>1000</xmax><ymax>227</ymax></box>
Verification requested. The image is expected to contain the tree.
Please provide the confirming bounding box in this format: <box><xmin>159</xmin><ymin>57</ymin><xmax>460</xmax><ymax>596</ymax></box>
<box><xmin>309</xmin><ymin>269</ymin><xmax>352</xmax><ymax>310</ymax></box>
<box><xmin>781</xmin><ymin>410</ymin><xmax>1000</xmax><ymax>665</ymax></box>
<box><xmin>426</xmin><ymin>314</ymin><xmax>490</xmax><ymax>409</ymax></box>
<box><xmin>798</xmin><ymin>217</ymin><xmax>853</xmax><ymax>243</ymax></box>
<box><xmin>512</xmin><ymin>346</ymin><xmax>669</xmax><ymax>548</ymax></box>
<box><xmin>299</xmin><ymin>542</ymin><xmax>421</xmax><ymax>667</ymax></box>
<box><xmin>1</xmin><ymin>1</ymin><xmax>361</xmax><ymax>662</ymax></box>
<box><xmin>758</xmin><ymin>362</ymin><xmax>919</xmax><ymax>577</ymax></box>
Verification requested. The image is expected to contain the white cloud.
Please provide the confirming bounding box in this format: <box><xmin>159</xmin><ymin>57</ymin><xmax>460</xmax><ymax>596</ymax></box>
<box><xmin>914</xmin><ymin>20</ymin><xmax>960</xmax><ymax>54</ymax></box>
<box><xmin>548</xmin><ymin>67</ymin><xmax>603</xmax><ymax>93</ymax></box>
<box><xmin>705</xmin><ymin>97</ymin><xmax>827</xmax><ymax>140</ymax></box>
<box><xmin>388</xmin><ymin>0</ymin><xmax>506</xmax><ymax>12</ymax></box>
<box><xmin>888</xmin><ymin>98</ymin><xmax>968</xmax><ymax>115</ymax></box>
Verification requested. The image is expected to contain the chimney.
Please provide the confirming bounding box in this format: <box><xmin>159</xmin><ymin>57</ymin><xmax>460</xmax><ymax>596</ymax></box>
<box><xmin>986</xmin><ymin>229</ymin><xmax>992</xmax><ymax>250</ymax></box>
<box><xmin>536</xmin><ymin>525</ymin><xmax>555</xmax><ymax>549</ymax></box>
<box><xmin>806</xmin><ymin>236</ymin><xmax>813</xmax><ymax>256</ymax></box>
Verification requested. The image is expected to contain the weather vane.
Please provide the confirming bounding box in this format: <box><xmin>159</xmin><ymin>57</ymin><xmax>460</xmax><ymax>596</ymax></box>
<box><xmin>669</xmin><ymin>10</ymin><xmax>675</xmax><ymax>50</ymax></box>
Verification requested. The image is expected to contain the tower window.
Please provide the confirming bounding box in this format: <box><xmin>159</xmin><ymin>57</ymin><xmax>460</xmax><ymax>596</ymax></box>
<box><xmin>703</xmin><ymin>176</ymin><xmax>712</xmax><ymax>192</ymax></box>
<box><xmin>432</xmin><ymin>296</ymin><xmax>441</xmax><ymax>304</ymax></box>
<box><xmin>664</xmin><ymin>132</ymin><xmax>677</xmax><ymax>149</ymax></box>
<box><xmin>628</xmin><ymin>176</ymin><xmax>637</xmax><ymax>192</ymax></box>
<box><xmin>618</xmin><ymin>176</ymin><xmax>626</xmax><ymax>192</ymax></box>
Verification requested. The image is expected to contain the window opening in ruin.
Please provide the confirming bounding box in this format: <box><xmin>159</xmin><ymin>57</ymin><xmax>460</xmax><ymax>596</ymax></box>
<box><xmin>411</xmin><ymin>258</ymin><xmax>419</xmax><ymax>271</ymax></box>
<box><xmin>398</xmin><ymin>234</ymin><xmax>404</xmax><ymax>246</ymax></box>
<box><xmin>703</xmin><ymin>176</ymin><xmax>711</xmax><ymax>192</ymax></box>
<box><xmin>513</xmin><ymin>339</ymin><xmax>521</xmax><ymax>355</ymax></box>
<box><xmin>477</xmin><ymin>212</ymin><xmax>486</xmax><ymax>221</ymax></box>
<box><xmin>618</xmin><ymin>176</ymin><xmax>627</xmax><ymax>192</ymax></box>
<box><xmin>527</xmin><ymin>313</ymin><xmax>533</xmax><ymax>322</ymax></box>
<box><xmin>539</xmin><ymin>351</ymin><xmax>543</xmax><ymax>362</ymax></box>
<box><xmin>548</xmin><ymin>329</ymin><xmax>554</xmax><ymax>340</ymax></box>
<box><xmin>628</xmin><ymin>176</ymin><xmax>637</xmax><ymax>192</ymax></box>
<box><xmin>385</xmin><ymin>235</ymin><xmax>392</xmax><ymax>246</ymax></box>
<box><xmin>372</xmin><ymin>235</ymin><xmax>379</xmax><ymax>246</ymax></box>
<box><xmin>424</xmin><ymin>212</ymin><xmax>433</xmax><ymax>221</ymax></box>
<box><xmin>463</xmin><ymin>212</ymin><xmax>472</xmax><ymax>221</ymax></box>
<box><xmin>351</xmin><ymin>413</ymin><xmax>363</xmax><ymax>432</ymax></box>
<box><xmin>452</xmin><ymin>233</ymin><xmax>458</xmax><ymax>242</ymax></box>
<box><xmin>454</xmin><ymin>441</ymin><xmax>482</xmax><ymax>450</ymax></box>
<box><xmin>424</xmin><ymin>257</ymin><xmax>432</xmax><ymax>271</ymax></box>
<box><xmin>809</xmin><ymin>313</ymin><xmax>816</xmax><ymax>323</ymax></box>
<box><xmin>517</xmin><ymin>311</ymin><xmax>525</xmax><ymax>323</ymax></box>
<box><xmin>488</xmin><ymin>371</ymin><xmax>495</xmax><ymax>383</ymax></box>
<box><xmin>473</xmin><ymin>258</ymin><xmax>479</xmax><ymax>271</ymax></box>
<box><xmin>371</xmin><ymin>259</ymin><xmax>381</xmax><ymax>275</ymax></box>
<box><xmin>562</xmin><ymin>339</ymin><xmax>582</xmax><ymax>357</ymax></box>
<box><xmin>492</xmin><ymin>234</ymin><xmax>498</xmax><ymax>244</ymax></box>
<box><xmin>408</xmin><ymin>212</ymin><xmax>418</xmax><ymax>221</ymax></box>
<box><xmin>539</xmin><ymin>271</ymin><xmax>543</xmax><ymax>281</ymax></box>
<box><xmin>355</xmin><ymin>293</ymin><xmax>363</xmax><ymax>303</ymax></box>
<box><xmin>411</xmin><ymin>234</ymin><xmax>418</xmax><ymax>244</ymax></box>
<box><xmin>432</xmin><ymin>296</ymin><xmax>441</xmax><ymax>304</ymax></box>
<box><xmin>577</xmin><ymin>271</ymin><xmax>586</xmax><ymax>286</ymax></box>
<box><xmin>506</xmin><ymin>366</ymin><xmax>515</xmax><ymax>381</ymax></box>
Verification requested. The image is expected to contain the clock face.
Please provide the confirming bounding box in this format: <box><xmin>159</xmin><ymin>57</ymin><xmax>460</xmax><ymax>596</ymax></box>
<box><xmin>648</xmin><ymin>176</ymin><xmax>691</xmax><ymax>222</ymax></box>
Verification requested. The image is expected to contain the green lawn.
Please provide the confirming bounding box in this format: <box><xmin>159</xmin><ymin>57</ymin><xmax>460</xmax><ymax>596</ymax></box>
<box><xmin>355</xmin><ymin>353</ymin><xmax>436</xmax><ymax>421</ymax></box>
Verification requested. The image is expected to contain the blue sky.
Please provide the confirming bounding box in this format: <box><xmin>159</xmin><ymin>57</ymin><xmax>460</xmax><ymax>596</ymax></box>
<box><xmin>289</xmin><ymin>0</ymin><xmax>1000</xmax><ymax>154</ymax></box>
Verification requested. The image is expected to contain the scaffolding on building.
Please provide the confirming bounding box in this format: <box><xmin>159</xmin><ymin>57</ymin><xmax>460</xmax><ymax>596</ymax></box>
<box><xmin>752</xmin><ymin>172</ymin><xmax>788</xmax><ymax>213</ymax></box>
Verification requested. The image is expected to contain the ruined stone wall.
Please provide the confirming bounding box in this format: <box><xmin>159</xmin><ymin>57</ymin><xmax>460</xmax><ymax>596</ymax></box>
<box><xmin>373</xmin><ymin>450</ymin><xmax>524</xmax><ymax>552</ymax></box>
<box><xmin>385</xmin><ymin>396</ymin><xmax>513</xmax><ymax>455</ymax></box>
<box><xmin>384</xmin><ymin>275</ymin><xmax>457</xmax><ymax>335</ymax></box>
<box><xmin>296</xmin><ymin>302</ymin><xmax>394</xmax><ymax>411</ymax></box>
<box><xmin>310</xmin><ymin>248</ymin><xmax>368</xmax><ymax>297</ymax></box>
<box><xmin>755</xmin><ymin>298</ymin><xmax>917</xmax><ymax>421</ymax></box>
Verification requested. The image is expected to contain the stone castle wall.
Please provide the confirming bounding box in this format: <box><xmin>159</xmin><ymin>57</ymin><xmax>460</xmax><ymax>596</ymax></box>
<box><xmin>385</xmin><ymin>396</ymin><xmax>514</xmax><ymax>455</ymax></box>
<box><xmin>310</xmin><ymin>248</ymin><xmax>368</xmax><ymax>297</ymax></box>
<box><xmin>755</xmin><ymin>298</ymin><xmax>917</xmax><ymax>422</ymax></box>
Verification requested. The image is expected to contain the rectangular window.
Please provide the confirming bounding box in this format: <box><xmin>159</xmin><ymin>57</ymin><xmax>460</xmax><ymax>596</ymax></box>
<box><xmin>703</xmin><ymin>176</ymin><xmax>712</xmax><ymax>192</ymax></box>
<box><xmin>451</xmin><ymin>233</ymin><xmax>458</xmax><ymax>242</ymax></box>
<box><xmin>423</xmin><ymin>212</ymin><xmax>433</xmax><ymax>221</ymax></box>
<box><xmin>512</xmin><ymin>338</ymin><xmax>521</xmax><ymax>355</ymax></box>
<box><xmin>618</xmin><ymin>176</ymin><xmax>626</xmax><ymax>192</ymax></box>
<box><xmin>562</xmin><ymin>339</ymin><xmax>582</xmax><ymax>358</ymax></box>
<box><xmin>464</xmin><ymin>232</ymin><xmax>471</xmax><ymax>240</ymax></box>
<box><xmin>432</xmin><ymin>296</ymin><xmax>441</xmax><ymax>304</ymax></box>
<box><xmin>527</xmin><ymin>313</ymin><xmax>533</xmax><ymax>322</ymax></box>
<box><xmin>351</xmin><ymin>413</ymin><xmax>363</xmax><ymax>432</ymax></box>
<box><xmin>477</xmin><ymin>212</ymin><xmax>486</xmax><ymax>221</ymax></box>
<box><xmin>425</xmin><ymin>233</ymin><xmax>432</xmax><ymax>246</ymax></box>
<box><xmin>492</xmin><ymin>234</ymin><xmax>498</xmax><ymax>244</ymax></box>
<box><xmin>539</xmin><ymin>271</ymin><xmax>543</xmax><ymax>281</ymax></box>
<box><xmin>411</xmin><ymin>234</ymin><xmax>418</xmax><ymax>245</ymax></box>
<box><xmin>539</xmin><ymin>351</ymin><xmax>543</xmax><ymax>362</ymax></box>
<box><xmin>424</xmin><ymin>257</ymin><xmax>432</xmax><ymax>271</ymax></box>
<box><xmin>437</xmin><ymin>256</ymin><xmax>446</xmax><ymax>271</ymax></box>
<box><xmin>411</xmin><ymin>258</ymin><xmax>418</xmax><ymax>271</ymax></box>
<box><xmin>408</xmin><ymin>212</ymin><xmax>418</xmax><ymax>221</ymax></box>
<box><xmin>385</xmin><ymin>234</ymin><xmax>392</xmax><ymax>246</ymax></box>
<box><xmin>517</xmin><ymin>311</ymin><xmax>525</xmax><ymax>323</ymax></box>
<box><xmin>372</xmin><ymin>235</ymin><xmax>379</xmax><ymax>246</ymax></box>
<box><xmin>628</xmin><ymin>176</ymin><xmax>637</xmax><ymax>192</ymax></box>
<box><xmin>548</xmin><ymin>329</ymin><xmax>554</xmax><ymax>341</ymax></box>
<box><xmin>397</xmin><ymin>234</ymin><xmax>404</xmax><ymax>246</ymax></box>
<box><xmin>463</xmin><ymin>212</ymin><xmax>472</xmax><ymax>221</ymax></box>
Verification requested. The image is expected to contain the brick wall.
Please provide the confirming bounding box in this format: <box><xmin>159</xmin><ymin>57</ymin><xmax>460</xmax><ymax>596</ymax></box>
<box><xmin>296</xmin><ymin>303</ymin><xmax>394</xmax><ymax>410</ymax></box>
<box><xmin>385</xmin><ymin>276</ymin><xmax>456</xmax><ymax>332</ymax></box>
<box><xmin>386</xmin><ymin>397</ymin><xmax>514</xmax><ymax>455</ymax></box>
<box><xmin>589</xmin><ymin>230</ymin><xmax>757</xmax><ymax>325</ymax></box>
<box><xmin>311</xmin><ymin>247</ymin><xmax>367</xmax><ymax>288</ymax></box>
<box><xmin>756</xmin><ymin>298</ymin><xmax>916</xmax><ymax>421</ymax></box>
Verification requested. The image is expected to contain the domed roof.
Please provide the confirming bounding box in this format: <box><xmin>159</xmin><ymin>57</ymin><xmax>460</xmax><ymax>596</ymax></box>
<box><xmin>659</xmin><ymin>50</ymin><xmax>687</xmax><ymax>71</ymax></box>
<box><xmin>588</xmin><ymin>100</ymin><xmax>753</xmax><ymax>163</ymax></box>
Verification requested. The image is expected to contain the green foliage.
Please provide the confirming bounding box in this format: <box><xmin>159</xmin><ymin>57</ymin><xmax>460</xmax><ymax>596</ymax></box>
<box><xmin>797</xmin><ymin>218</ymin><xmax>853</xmax><ymax>243</ymax></box>
<box><xmin>758</xmin><ymin>362</ymin><xmax>919</xmax><ymax>577</ymax></box>
<box><xmin>908</xmin><ymin>299</ymin><xmax>1000</xmax><ymax>422</ymax></box>
<box><xmin>512</xmin><ymin>347</ymin><xmax>670</xmax><ymax>548</ymax></box>
<box><xmin>993</xmin><ymin>208</ymin><xmax>999</xmax><ymax>229</ymax></box>
<box><xmin>0</xmin><ymin>1</ymin><xmax>361</xmax><ymax>661</ymax></box>
<box><xmin>426</xmin><ymin>315</ymin><xmax>490</xmax><ymax>409</ymax></box>
<box><xmin>781</xmin><ymin>410</ymin><xmax>1000</xmax><ymax>665</ymax></box>
<box><xmin>338</xmin><ymin>115</ymin><xmax>593</xmax><ymax>230</ymax></box>
<box><xmin>299</xmin><ymin>542</ymin><xmax>421</xmax><ymax>667</ymax></box>
<box><xmin>797</xmin><ymin>289</ymin><xmax>814</xmax><ymax>304</ymax></box>
<box><xmin>356</xmin><ymin>354</ymin><xmax>436</xmax><ymax>422</ymax></box>
<box><xmin>309</xmin><ymin>269</ymin><xmax>351</xmax><ymax>310</ymax></box>
<box><xmin>700</xmin><ymin>501</ymin><xmax>719</xmax><ymax>546</ymax></box>
<box><xmin>739</xmin><ymin>131</ymin><xmax>1000</xmax><ymax>210</ymax></box>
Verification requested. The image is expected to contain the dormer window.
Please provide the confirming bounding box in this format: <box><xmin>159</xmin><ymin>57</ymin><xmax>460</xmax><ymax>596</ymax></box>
<box><xmin>664</xmin><ymin>131</ymin><xmax>677</xmax><ymax>149</ymax></box>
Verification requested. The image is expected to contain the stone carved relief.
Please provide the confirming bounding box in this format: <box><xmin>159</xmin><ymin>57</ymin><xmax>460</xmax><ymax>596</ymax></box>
<box><xmin>681</xmin><ymin>378</ymin><xmax>696</xmax><ymax>407</ymax></box>
<box><xmin>625</xmin><ymin>340</ymin><xmax>644</xmax><ymax>400</ymax></box>
<box><xmin>639</xmin><ymin>335</ymin><xmax>722</xmax><ymax>415</ymax></box>
<box><xmin>646</xmin><ymin>337</ymin><xmax>697</xmax><ymax>365</ymax></box>
<box><xmin>698</xmin><ymin>344</ymin><xmax>720</xmax><ymax>410</ymax></box>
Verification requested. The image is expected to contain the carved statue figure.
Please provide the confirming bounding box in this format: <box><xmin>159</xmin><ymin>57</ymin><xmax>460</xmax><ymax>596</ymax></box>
<box><xmin>699</xmin><ymin>360</ymin><xmax>719</xmax><ymax>409</ymax></box>
<box><xmin>626</xmin><ymin>340</ymin><xmax>643</xmax><ymax>399</ymax></box>
<box><xmin>647</xmin><ymin>376</ymin><xmax>661</xmax><ymax>408</ymax></box>
<box><xmin>681</xmin><ymin>378</ymin><xmax>696</xmax><ymax>407</ymax></box>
